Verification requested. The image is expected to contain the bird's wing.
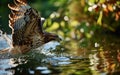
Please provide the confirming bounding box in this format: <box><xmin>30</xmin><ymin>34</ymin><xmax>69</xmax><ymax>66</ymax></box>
<box><xmin>8</xmin><ymin>0</ymin><xmax>43</xmax><ymax>46</ymax></box>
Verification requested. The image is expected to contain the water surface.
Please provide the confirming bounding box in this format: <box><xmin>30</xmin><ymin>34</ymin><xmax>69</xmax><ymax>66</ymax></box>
<box><xmin>0</xmin><ymin>34</ymin><xmax>120</xmax><ymax>75</ymax></box>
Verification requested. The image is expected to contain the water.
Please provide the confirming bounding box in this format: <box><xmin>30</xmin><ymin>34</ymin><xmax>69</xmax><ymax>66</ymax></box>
<box><xmin>0</xmin><ymin>34</ymin><xmax>120</xmax><ymax>75</ymax></box>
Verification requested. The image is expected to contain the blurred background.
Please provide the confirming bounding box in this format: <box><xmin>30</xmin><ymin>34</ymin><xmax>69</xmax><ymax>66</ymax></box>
<box><xmin>0</xmin><ymin>0</ymin><xmax>120</xmax><ymax>75</ymax></box>
<box><xmin>0</xmin><ymin>0</ymin><xmax>120</xmax><ymax>50</ymax></box>
<box><xmin>1</xmin><ymin>0</ymin><xmax>120</xmax><ymax>33</ymax></box>
<box><xmin>1</xmin><ymin>0</ymin><xmax>120</xmax><ymax>52</ymax></box>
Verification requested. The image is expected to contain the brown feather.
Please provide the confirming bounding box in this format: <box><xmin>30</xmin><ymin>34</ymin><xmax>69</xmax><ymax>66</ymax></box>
<box><xmin>16</xmin><ymin>0</ymin><xmax>27</xmax><ymax>5</ymax></box>
<box><xmin>14</xmin><ymin>0</ymin><xmax>24</xmax><ymax>6</ymax></box>
<box><xmin>8</xmin><ymin>4</ymin><xmax>19</xmax><ymax>11</ymax></box>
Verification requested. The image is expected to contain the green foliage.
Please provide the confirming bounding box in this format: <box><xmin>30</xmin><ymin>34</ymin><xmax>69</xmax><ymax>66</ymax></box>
<box><xmin>30</xmin><ymin>0</ymin><xmax>69</xmax><ymax>18</ymax></box>
<box><xmin>87</xmin><ymin>0</ymin><xmax>120</xmax><ymax>31</ymax></box>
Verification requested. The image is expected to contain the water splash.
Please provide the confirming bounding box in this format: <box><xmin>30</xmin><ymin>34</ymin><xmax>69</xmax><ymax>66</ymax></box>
<box><xmin>0</xmin><ymin>30</ymin><xmax>12</xmax><ymax>50</ymax></box>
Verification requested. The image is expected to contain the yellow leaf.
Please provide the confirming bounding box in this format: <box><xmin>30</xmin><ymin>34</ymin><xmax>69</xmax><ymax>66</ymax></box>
<box><xmin>85</xmin><ymin>33</ymin><xmax>92</xmax><ymax>38</ymax></box>
<box><xmin>110</xmin><ymin>64</ymin><xmax>115</xmax><ymax>70</ymax></box>
<box><xmin>89</xmin><ymin>0</ymin><xmax>95</xmax><ymax>4</ymax></box>
<box><xmin>100</xmin><ymin>0</ymin><xmax>105</xmax><ymax>3</ymax></box>
<box><xmin>46</xmin><ymin>22</ymin><xmax>59</xmax><ymax>31</ymax></box>
<box><xmin>60</xmin><ymin>21</ymin><xmax>65</xmax><ymax>27</ymax></box>
<box><xmin>108</xmin><ymin>4</ymin><xmax>113</xmax><ymax>12</ymax></box>
<box><xmin>97</xmin><ymin>11</ymin><xmax>103</xmax><ymax>25</ymax></box>
<box><xmin>58</xmin><ymin>30</ymin><xmax>64</xmax><ymax>37</ymax></box>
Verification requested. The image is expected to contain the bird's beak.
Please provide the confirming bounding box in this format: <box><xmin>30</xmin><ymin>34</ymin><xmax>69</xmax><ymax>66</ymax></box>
<box><xmin>44</xmin><ymin>32</ymin><xmax>62</xmax><ymax>43</ymax></box>
<box><xmin>54</xmin><ymin>35</ymin><xmax>62</xmax><ymax>42</ymax></box>
<box><xmin>48</xmin><ymin>34</ymin><xmax>62</xmax><ymax>42</ymax></box>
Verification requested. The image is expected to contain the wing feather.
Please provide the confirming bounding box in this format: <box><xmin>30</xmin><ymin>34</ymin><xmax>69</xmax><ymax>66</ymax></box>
<box><xmin>8</xmin><ymin>0</ymin><xmax>43</xmax><ymax>46</ymax></box>
<box><xmin>8</xmin><ymin>4</ymin><xmax>20</xmax><ymax>11</ymax></box>
<box><xmin>16</xmin><ymin>0</ymin><xmax>27</xmax><ymax>5</ymax></box>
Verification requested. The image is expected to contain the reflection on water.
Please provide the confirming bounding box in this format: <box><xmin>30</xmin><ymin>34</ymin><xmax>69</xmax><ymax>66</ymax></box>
<box><xmin>0</xmin><ymin>34</ymin><xmax>120</xmax><ymax>75</ymax></box>
<box><xmin>89</xmin><ymin>50</ymin><xmax>120</xmax><ymax>75</ymax></box>
<box><xmin>0</xmin><ymin>56</ymin><xmax>91</xmax><ymax>75</ymax></box>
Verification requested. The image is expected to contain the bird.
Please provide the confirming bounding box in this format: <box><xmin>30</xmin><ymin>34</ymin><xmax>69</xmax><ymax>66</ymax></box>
<box><xmin>0</xmin><ymin>0</ymin><xmax>60</xmax><ymax>54</ymax></box>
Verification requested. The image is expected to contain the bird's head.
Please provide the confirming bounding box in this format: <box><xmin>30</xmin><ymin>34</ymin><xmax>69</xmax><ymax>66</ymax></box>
<box><xmin>43</xmin><ymin>32</ymin><xmax>61</xmax><ymax>43</ymax></box>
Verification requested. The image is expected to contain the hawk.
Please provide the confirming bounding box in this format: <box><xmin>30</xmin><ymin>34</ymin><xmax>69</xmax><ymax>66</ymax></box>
<box><xmin>0</xmin><ymin>0</ymin><xmax>60</xmax><ymax>54</ymax></box>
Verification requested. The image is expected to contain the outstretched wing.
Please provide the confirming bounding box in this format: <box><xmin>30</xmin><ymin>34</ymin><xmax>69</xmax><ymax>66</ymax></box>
<box><xmin>8</xmin><ymin>0</ymin><xmax>43</xmax><ymax>46</ymax></box>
